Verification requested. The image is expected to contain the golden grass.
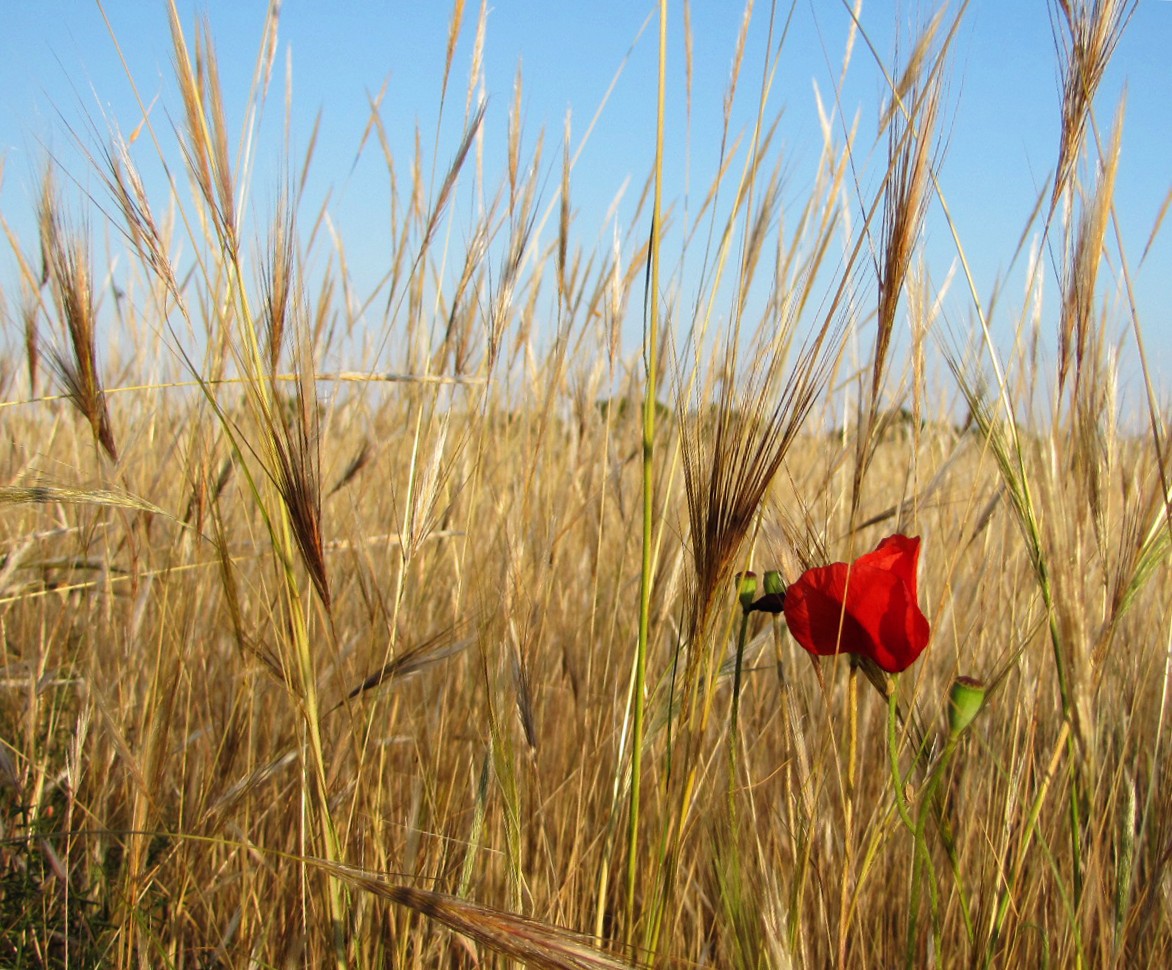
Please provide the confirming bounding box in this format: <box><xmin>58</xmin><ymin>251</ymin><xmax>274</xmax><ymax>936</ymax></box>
<box><xmin>0</xmin><ymin>1</ymin><xmax>1169</xmax><ymax>967</ymax></box>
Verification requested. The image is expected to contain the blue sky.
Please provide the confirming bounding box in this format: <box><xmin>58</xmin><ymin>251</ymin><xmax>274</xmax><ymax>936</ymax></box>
<box><xmin>1</xmin><ymin>2</ymin><xmax>1169</xmax><ymax>400</ymax></box>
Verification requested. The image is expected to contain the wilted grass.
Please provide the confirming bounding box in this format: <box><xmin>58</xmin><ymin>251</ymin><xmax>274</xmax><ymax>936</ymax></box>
<box><xmin>0</xmin><ymin>1</ymin><xmax>1169</xmax><ymax>968</ymax></box>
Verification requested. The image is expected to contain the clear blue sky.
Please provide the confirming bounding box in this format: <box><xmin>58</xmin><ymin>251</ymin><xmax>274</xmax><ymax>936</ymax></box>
<box><xmin>1</xmin><ymin>2</ymin><xmax>1169</xmax><ymax>400</ymax></box>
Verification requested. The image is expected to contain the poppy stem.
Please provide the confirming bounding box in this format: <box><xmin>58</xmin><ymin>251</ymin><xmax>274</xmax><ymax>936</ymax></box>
<box><xmin>889</xmin><ymin>686</ymin><xmax>977</xmax><ymax>961</ymax></box>
<box><xmin>836</xmin><ymin>662</ymin><xmax>859</xmax><ymax>970</ymax></box>
<box><xmin>887</xmin><ymin>689</ymin><xmax>915</xmax><ymax>832</ymax></box>
<box><xmin>728</xmin><ymin>604</ymin><xmax>753</xmax><ymax>819</ymax></box>
<box><xmin>906</xmin><ymin>739</ymin><xmax>952</xmax><ymax>969</ymax></box>
<box><xmin>772</xmin><ymin>614</ymin><xmax>814</xmax><ymax>956</ymax></box>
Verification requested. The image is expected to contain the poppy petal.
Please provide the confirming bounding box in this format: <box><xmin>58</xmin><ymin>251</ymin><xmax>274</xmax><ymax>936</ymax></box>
<box><xmin>782</xmin><ymin>535</ymin><xmax>930</xmax><ymax>673</ymax></box>
<box><xmin>855</xmin><ymin>534</ymin><xmax>921</xmax><ymax>593</ymax></box>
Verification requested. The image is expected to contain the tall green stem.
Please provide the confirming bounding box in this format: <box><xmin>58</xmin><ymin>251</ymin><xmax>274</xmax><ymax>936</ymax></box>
<box><xmin>625</xmin><ymin>0</ymin><xmax>668</xmax><ymax>944</ymax></box>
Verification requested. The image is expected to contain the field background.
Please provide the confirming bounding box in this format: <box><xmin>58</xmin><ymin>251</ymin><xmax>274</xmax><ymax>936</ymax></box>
<box><xmin>1</xmin><ymin>1</ymin><xmax>1170</xmax><ymax>967</ymax></box>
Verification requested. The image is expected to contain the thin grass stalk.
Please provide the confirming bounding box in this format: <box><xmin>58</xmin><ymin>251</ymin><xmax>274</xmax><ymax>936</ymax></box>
<box><xmin>625</xmin><ymin>0</ymin><xmax>668</xmax><ymax>948</ymax></box>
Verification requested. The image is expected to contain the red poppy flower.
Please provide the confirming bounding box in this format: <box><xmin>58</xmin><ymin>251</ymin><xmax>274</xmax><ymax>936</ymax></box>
<box><xmin>782</xmin><ymin>534</ymin><xmax>930</xmax><ymax>673</ymax></box>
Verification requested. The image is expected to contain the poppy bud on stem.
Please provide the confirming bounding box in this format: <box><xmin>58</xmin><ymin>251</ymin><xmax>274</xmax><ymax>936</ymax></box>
<box><xmin>947</xmin><ymin>676</ymin><xmax>987</xmax><ymax>739</ymax></box>
<box><xmin>763</xmin><ymin>569</ymin><xmax>784</xmax><ymax>595</ymax></box>
<box><xmin>735</xmin><ymin>571</ymin><xmax>758</xmax><ymax>612</ymax></box>
<box><xmin>746</xmin><ymin>569</ymin><xmax>786</xmax><ymax>615</ymax></box>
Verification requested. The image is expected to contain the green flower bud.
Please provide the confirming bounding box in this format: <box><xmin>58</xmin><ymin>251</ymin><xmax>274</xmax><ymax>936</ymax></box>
<box><xmin>948</xmin><ymin>676</ymin><xmax>987</xmax><ymax>738</ymax></box>
<box><xmin>735</xmin><ymin>571</ymin><xmax>758</xmax><ymax>611</ymax></box>
<box><xmin>763</xmin><ymin>570</ymin><xmax>785</xmax><ymax>596</ymax></box>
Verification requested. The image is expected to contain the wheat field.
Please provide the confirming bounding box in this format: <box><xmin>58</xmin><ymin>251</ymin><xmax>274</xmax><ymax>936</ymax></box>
<box><xmin>1</xmin><ymin>1</ymin><xmax>1169</xmax><ymax>967</ymax></box>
